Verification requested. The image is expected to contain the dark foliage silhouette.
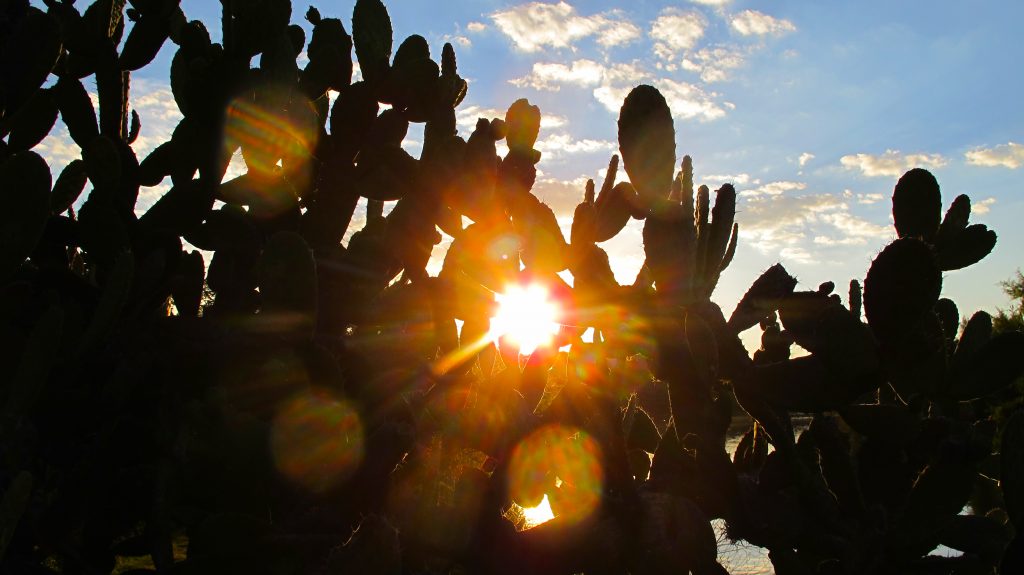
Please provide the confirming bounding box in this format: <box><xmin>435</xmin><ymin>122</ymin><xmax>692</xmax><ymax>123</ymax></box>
<box><xmin>1</xmin><ymin>1</ymin><xmax>1023</xmax><ymax>574</ymax></box>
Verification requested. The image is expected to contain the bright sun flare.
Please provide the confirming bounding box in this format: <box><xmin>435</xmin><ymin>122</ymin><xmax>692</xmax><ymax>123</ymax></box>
<box><xmin>520</xmin><ymin>494</ymin><xmax>556</xmax><ymax>528</ymax></box>
<box><xmin>489</xmin><ymin>284</ymin><xmax>561</xmax><ymax>355</ymax></box>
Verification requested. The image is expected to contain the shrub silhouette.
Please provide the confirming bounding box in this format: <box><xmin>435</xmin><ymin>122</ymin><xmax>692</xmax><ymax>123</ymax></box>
<box><xmin>1</xmin><ymin>1</ymin><xmax>1023</xmax><ymax>574</ymax></box>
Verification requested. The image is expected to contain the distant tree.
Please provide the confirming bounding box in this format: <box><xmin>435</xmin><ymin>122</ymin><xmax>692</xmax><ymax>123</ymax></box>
<box><xmin>994</xmin><ymin>269</ymin><xmax>1024</xmax><ymax>333</ymax></box>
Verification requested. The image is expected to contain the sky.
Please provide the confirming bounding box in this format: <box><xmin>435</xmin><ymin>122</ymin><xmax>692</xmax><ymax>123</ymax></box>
<box><xmin>34</xmin><ymin>0</ymin><xmax>1024</xmax><ymax>331</ymax></box>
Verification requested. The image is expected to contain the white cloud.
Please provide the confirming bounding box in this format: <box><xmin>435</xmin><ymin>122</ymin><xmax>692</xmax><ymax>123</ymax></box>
<box><xmin>513</xmin><ymin>59</ymin><xmax>729</xmax><ymax>122</ymax></box>
<box><xmin>855</xmin><ymin>192</ymin><xmax>883</xmax><ymax>204</ymax></box>
<box><xmin>491</xmin><ymin>1</ymin><xmax>640</xmax><ymax>52</ymax></box>
<box><xmin>815</xmin><ymin>211</ymin><xmax>891</xmax><ymax>245</ymax></box>
<box><xmin>510</xmin><ymin>59</ymin><xmax>605</xmax><ymax>90</ymax></box>
<box><xmin>680</xmin><ymin>45</ymin><xmax>749</xmax><ymax>82</ymax></box>
<box><xmin>35</xmin><ymin>78</ymin><xmax>184</xmax><ymax>214</ymax></box>
<box><xmin>965</xmin><ymin>142</ymin><xmax>1024</xmax><ymax>169</ymax></box>
<box><xmin>535</xmin><ymin>133</ymin><xmax>615</xmax><ymax>158</ymax></box>
<box><xmin>739</xmin><ymin>186</ymin><xmax>893</xmax><ymax>262</ymax></box>
<box><xmin>743</xmin><ymin>180</ymin><xmax>806</xmax><ymax>197</ymax></box>
<box><xmin>798</xmin><ymin>152</ymin><xmax>815</xmax><ymax>167</ymax></box>
<box><xmin>690</xmin><ymin>0</ymin><xmax>731</xmax><ymax>5</ymax></box>
<box><xmin>532</xmin><ymin>175</ymin><xmax>591</xmax><ymax>216</ymax></box>
<box><xmin>456</xmin><ymin>105</ymin><xmax>566</xmax><ymax>132</ymax></box>
<box><xmin>445</xmin><ymin>35</ymin><xmax>472</xmax><ymax>48</ymax></box>
<box><xmin>649</xmin><ymin>78</ymin><xmax>728</xmax><ymax>122</ymax></box>
<box><xmin>731</xmin><ymin>10</ymin><xmax>796</xmax><ymax>37</ymax></box>
<box><xmin>973</xmin><ymin>197</ymin><xmax>996</xmax><ymax>215</ymax></box>
<box><xmin>840</xmin><ymin>150</ymin><xmax>948</xmax><ymax>177</ymax></box>
<box><xmin>650</xmin><ymin>8</ymin><xmax>706</xmax><ymax>63</ymax></box>
<box><xmin>593</xmin><ymin>75</ymin><xmax>727</xmax><ymax>122</ymax></box>
<box><xmin>127</xmin><ymin>79</ymin><xmax>183</xmax><ymax>159</ymax></box>
<box><xmin>702</xmin><ymin>173</ymin><xmax>755</xmax><ymax>187</ymax></box>
<box><xmin>35</xmin><ymin>125</ymin><xmax>83</xmax><ymax>178</ymax></box>
<box><xmin>466</xmin><ymin>21</ymin><xmax>487</xmax><ymax>33</ymax></box>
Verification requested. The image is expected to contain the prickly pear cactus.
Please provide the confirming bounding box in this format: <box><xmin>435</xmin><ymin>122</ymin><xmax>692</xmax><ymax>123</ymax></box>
<box><xmin>0</xmin><ymin>2</ymin><xmax>1020</xmax><ymax>575</ymax></box>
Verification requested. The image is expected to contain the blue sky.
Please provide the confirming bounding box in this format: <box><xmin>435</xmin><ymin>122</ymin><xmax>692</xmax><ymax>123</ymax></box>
<box><xmin>35</xmin><ymin>0</ymin><xmax>1024</xmax><ymax>326</ymax></box>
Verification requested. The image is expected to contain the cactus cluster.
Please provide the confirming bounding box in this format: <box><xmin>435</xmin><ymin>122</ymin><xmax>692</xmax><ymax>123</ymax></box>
<box><xmin>1</xmin><ymin>1</ymin><xmax>1022</xmax><ymax>574</ymax></box>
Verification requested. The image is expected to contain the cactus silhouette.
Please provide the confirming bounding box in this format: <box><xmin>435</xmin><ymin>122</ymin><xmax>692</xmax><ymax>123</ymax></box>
<box><xmin>0</xmin><ymin>1</ymin><xmax>1021</xmax><ymax>574</ymax></box>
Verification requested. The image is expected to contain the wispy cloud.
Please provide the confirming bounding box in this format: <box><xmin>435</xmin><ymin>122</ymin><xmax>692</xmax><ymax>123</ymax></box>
<box><xmin>701</xmin><ymin>173</ymin><xmax>755</xmax><ymax>187</ymax></box>
<box><xmin>35</xmin><ymin>78</ymin><xmax>183</xmax><ymax>214</ymax></box>
<box><xmin>456</xmin><ymin>104</ymin><xmax>566</xmax><ymax>131</ymax></box>
<box><xmin>491</xmin><ymin>1</ymin><xmax>640</xmax><ymax>52</ymax></box>
<box><xmin>535</xmin><ymin>133</ymin><xmax>615</xmax><ymax>158</ymax></box>
<box><xmin>840</xmin><ymin>150</ymin><xmax>948</xmax><ymax>177</ymax></box>
<box><xmin>595</xmin><ymin>76</ymin><xmax>729</xmax><ymax>121</ymax></box>
<box><xmin>509</xmin><ymin>59</ymin><xmax>605</xmax><ymax>90</ymax></box>
<box><xmin>730</xmin><ymin>10</ymin><xmax>796</xmax><ymax>37</ymax></box>
<box><xmin>679</xmin><ymin>45</ymin><xmax>750</xmax><ymax>82</ymax></box>
<box><xmin>466</xmin><ymin>21</ymin><xmax>487</xmax><ymax>33</ymax></box>
<box><xmin>513</xmin><ymin>59</ymin><xmax>729</xmax><ymax>122</ymax></box>
<box><xmin>798</xmin><ymin>152</ymin><xmax>815</xmax><ymax>167</ymax></box>
<box><xmin>743</xmin><ymin>180</ymin><xmax>807</xmax><ymax>197</ymax></box>
<box><xmin>650</xmin><ymin>8</ymin><xmax>706</xmax><ymax>63</ymax></box>
<box><xmin>532</xmin><ymin>175</ymin><xmax>590</xmax><ymax>216</ymax></box>
<box><xmin>444</xmin><ymin>34</ymin><xmax>472</xmax><ymax>48</ymax></box>
<box><xmin>973</xmin><ymin>197</ymin><xmax>997</xmax><ymax>214</ymax></box>
<box><xmin>740</xmin><ymin>185</ymin><xmax>892</xmax><ymax>262</ymax></box>
<box><xmin>965</xmin><ymin>142</ymin><xmax>1024</xmax><ymax>169</ymax></box>
<box><xmin>846</xmin><ymin>190</ymin><xmax>883</xmax><ymax>205</ymax></box>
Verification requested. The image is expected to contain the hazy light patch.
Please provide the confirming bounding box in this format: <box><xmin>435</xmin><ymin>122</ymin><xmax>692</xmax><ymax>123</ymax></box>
<box><xmin>840</xmin><ymin>150</ymin><xmax>948</xmax><ymax>177</ymax></box>
<box><xmin>731</xmin><ymin>10</ymin><xmax>796</xmax><ymax>37</ymax></box>
<box><xmin>965</xmin><ymin>142</ymin><xmax>1024</xmax><ymax>169</ymax></box>
<box><xmin>491</xmin><ymin>1</ymin><xmax>640</xmax><ymax>52</ymax></box>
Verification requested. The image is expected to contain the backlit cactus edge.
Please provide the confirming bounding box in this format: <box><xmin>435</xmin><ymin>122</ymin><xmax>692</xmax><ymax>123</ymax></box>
<box><xmin>2</xmin><ymin>1</ymin><xmax>1023</xmax><ymax>574</ymax></box>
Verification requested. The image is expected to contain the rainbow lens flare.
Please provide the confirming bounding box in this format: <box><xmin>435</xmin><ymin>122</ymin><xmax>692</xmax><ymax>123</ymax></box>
<box><xmin>270</xmin><ymin>389</ymin><xmax>364</xmax><ymax>493</ymax></box>
<box><xmin>507</xmin><ymin>424</ymin><xmax>604</xmax><ymax>528</ymax></box>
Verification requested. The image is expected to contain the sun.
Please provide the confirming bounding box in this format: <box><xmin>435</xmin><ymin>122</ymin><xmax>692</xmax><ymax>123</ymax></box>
<box><xmin>489</xmin><ymin>284</ymin><xmax>561</xmax><ymax>355</ymax></box>
<box><xmin>520</xmin><ymin>494</ymin><xmax>555</xmax><ymax>528</ymax></box>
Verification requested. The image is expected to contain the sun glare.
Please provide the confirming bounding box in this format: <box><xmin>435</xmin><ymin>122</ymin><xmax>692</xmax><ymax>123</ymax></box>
<box><xmin>520</xmin><ymin>494</ymin><xmax>556</xmax><ymax>528</ymax></box>
<box><xmin>489</xmin><ymin>284</ymin><xmax>561</xmax><ymax>355</ymax></box>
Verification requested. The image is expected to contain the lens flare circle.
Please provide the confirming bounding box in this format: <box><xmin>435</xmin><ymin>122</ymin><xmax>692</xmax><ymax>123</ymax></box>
<box><xmin>223</xmin><ymin>87</ymin><xmax>319</xmax><ymax>178</ymax></box>
<box><xmin>489</xmin><ymin>284</ymin><xmax>561</xmax><ymax>355</ymax></box>
<box><xmin>270</xmin><ymin>389</ymin><xmax>364</xmax><ymax>493</ymax></box>
<box><xmin>507</xmin><ymin>424</ymin><xmax>604</xmax><ymax>527</ymax></box>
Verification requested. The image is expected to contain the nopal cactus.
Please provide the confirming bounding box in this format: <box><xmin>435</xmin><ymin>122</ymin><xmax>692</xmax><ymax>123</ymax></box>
<box><xmin>0</xmin><ymin>2</ymin><xmax>1021</xmax><ymax>575</ymax></box>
